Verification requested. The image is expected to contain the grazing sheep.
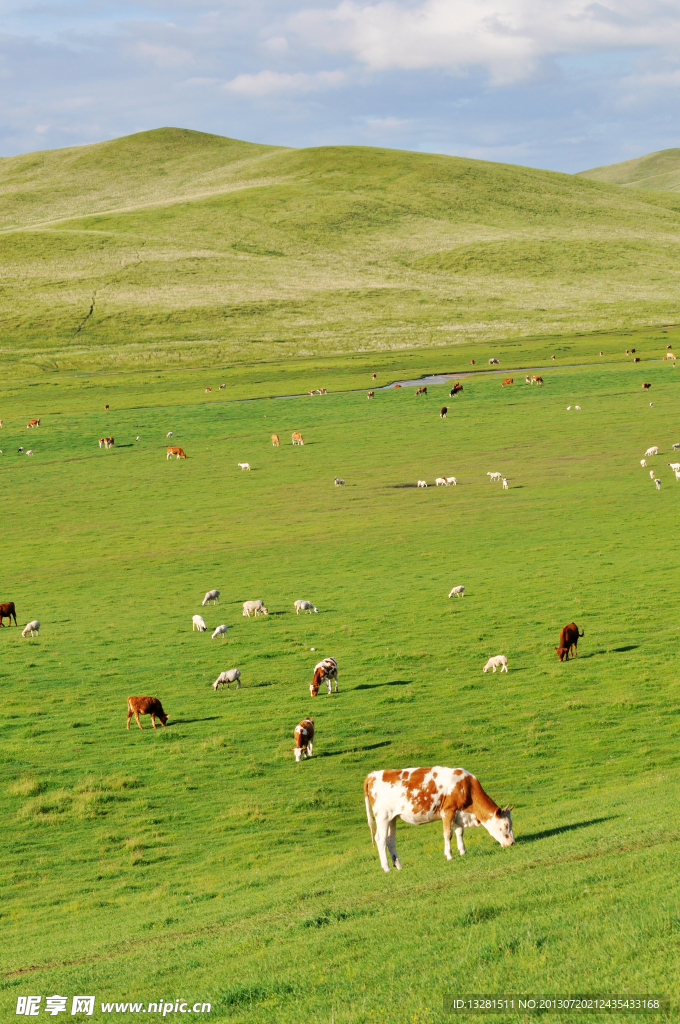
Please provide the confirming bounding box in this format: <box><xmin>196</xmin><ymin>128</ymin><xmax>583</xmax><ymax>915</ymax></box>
<box><xmin>674</xmin><ymin>443</ymin><xmax>680</xmax><ymax>450</ymax></box>
<box><xmin>655</xmin><ymin>479</ymin><xmax>661</xmax><ymax>490</ymax></box>
<box><xmin>192</xmin><ymin>615</ymin><xmax>207</xmax><ymax>632</ymax></box>
<box><xmin>213</xmin><ymin>669</ymin><xmax>241</xmax><ymax>691</ymax></box>
<box><xmin>446</xmin><ymin>476</ymin><xmax>457</xmax><ymax>485</ymax></box>
<box><xmin>502</xmin><ymin>478</ymin><xmax>508</xmax><ymax>489</ymax></box>
<box><xmin>294</xmin><ymin>717</ymin><xmax>314</xmax><ymax>761</ymax></box>
<box><xmin>238</xmin><ymin>463</ymin><xmax>251</xmax><ymax>471</ymax></box>
<box><xmin>640</xmin><ymin>459</ymin><xmax>647</xmax><ymax>467</ymax></box>
<box><xmin>644</xmin><ymin>447</ymin><xmax>659</xmax><ymax>456</ymax></box>
<box><xmin>448</xmin><ymin>586</ymin><xmax>464</xmax><ymax>598</ymax></box>
<box><xmin>202</xmin><ymin>589</ymin><xmax>220</xmax><ymax>606</ymax></box>
<box><xmin>650</xmin><ymin>470</ymin><xmax>656</xmax><ymax>480</ymax></box>
<box><xmin>675</xmin><ymin>470</ymin><xmax>680</xmax><ymax>482</ymax></box>
<box><xmin>440</xmin><ymin>406</ymin><xmax>447</xmax><ymax>418</ymax></box>
<box><xmin>212</xmin><ymin>624</ymin><xmax>228</xmax><ymax>639</ymax></box>
<box><xmin>21</xmin><ymin>620</ymin><xmax>40</xmax><ymax>637</ymax></box>
<box><xmin>219</xmin><ymin>383</ymin><xmax>226</xmax><ymax>389</ymax></box>
<box><xmin>295</xmin><ymin>600</ymin><xmax>318</xmax><ymax>614</ymax></box>
<box><xmin>487</xmin><ymin>472</ymin><xmax>502</xmax><ymax>482</ymax></box>
<box><xmin>167</xmin><ymin>431</ymin><xmax>173</xmax><ymax>438</ymax></box>
<box><xmin>483</xmin><ymin>655</ymin><xmax>508</xmax><ymax>674</ymax></box>
<box><xmin>417</xmin><ymin>480</ymin><xmax>427</xmax><ymax>488</ymax></box>
<box><xmin>26</xmin><ymin>450</ymin><xmax>33</xmax><ymax>456</ymax></box>
<box><xmin>575</xmin><ymin>406</ymin><xmax>581</xmax><ymax>410</ymax></box>
<box><xmin>488</xmin><ymin>358</ymin><xmax>500</xmax><ymax>364</ymax></box>
<box><xmin>668</xmin><ymin>463</ymin><xmax>680</xmax><ymax>471</ymax></box>
<box><xmin>335</xmin><ymin>477</ymin><xmax>345</xmax><ymax>486</ymax></box>
<box><xmin>567</xmin><ymin>406</ymin><xmax>571</xmax><ymax>410</ymax></box>
<box><xmin>436</xmin><ymin>477</ymin><xmax>448</xmax><ymax>486</ymax></box>
<box><xmin>243</xmin><ymin>600</ymin><xmax>268</xmax><ymax>617</ymax></box>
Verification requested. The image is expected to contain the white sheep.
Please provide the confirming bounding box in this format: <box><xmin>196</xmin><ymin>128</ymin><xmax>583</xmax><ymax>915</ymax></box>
<box><xmin>502</xmin><ymin>478</ymin><xmax>509</xmax><ymax>490</ymax></box>
<box><xmin>446</xmin><ymin>477</ymin><xmax>457</xmax><ymax>485</ymax></box>
<box><xmin>483</xmin><ymin>655</ymin><xmax>508</xmax><ymax>673</ymax></box>
<box><xmin>673</xmin><ymin>443</ymin><xmax>680</xmax><ymax>451</ymax></box>
<box><xmin>650</xmin><ymin>469</ymin><xmax>656</xmax><ymax>480</ymax></box>
<box><xmin>21</xmin><ymin>620</ymin><xmax>40</xmax><ymax>637</ymax></box>
<box><xmin>487</xmin><ymin>472</ymin><xmax>502</xmax><ymax>482</ymax></box>
<box><xmin>243</xmin><ymin>600</ymin><xmax>268</xmax><ymax>617</ymax></box>
<box><xmin>295</xmin><ymin>600</ymin><xmax>318</xmax><ymax>614</ymax></box>
<box><xmin>488</xmin><ymin>358</ymin><xmax>500</xmax><ymax>364</ymax></box>
<box><xmin>575</xmin><ymin>406</ymin><xmax>581</xmax><ymax>411</ymax></box>
<box><xmin>167</xmin><ymin>431</ymin><xmax>173</xmax><ymax>438</ymax></box>
<box><xmin>436</xmin><ymin>477</ymin><xmax>448</xmax><ymax>486</ymax></box>
<box><xmin>675</xmin><ymin>471</ymin><xmax>680</xmax><ymax>482</ymax></box>
<box><xmin>238</xmin><ymin>463</ymin><xmax>250</xmax><ymax>471</ymax></box>
<box><xmin>567</xmin><ymin>406</ymin><xmax>571</xmax><ymax>410</ymax></box>
<box><xmin>26</xmin><ymin>450</ymin><xmax>33</xmax><ymax>456</ymax></box>
<box><xmin>640</xmin><ymin>459</ymin><xmax>647</xmax><ymax>467</ymax></box>
<box><xmin>668</xmin><ymin>463</ymin><xmax>680</xmax><ymax>471</ymax></box>
<box><xmin>192</xmin><ymin>615</ymin><xmax>207</xmax><ymax>632</ymax></box>
<box><xmin>448</xmin><ymin>586</ymin><xmax>464</xmax><ymax>598</ymax></box>
<box><xmin>655</xmin><ymin>479</ymin><xmax>661</xmax><ymax>490</ymax></box>
<box><xmin>335</xmin><ymin>478</ymin><xmax>345</xmax><ymax>486</ymax></box>
<box><xmin>417</xmin><ymin>480</ymin><xmax>427</xmax><ymax>488</ymax></box>
<box><xmin>213</xmin><ymin>669</ymin><xmax>241</xmax><ymax>691</ymax></box>
<box><xmin>212</xmin><ymin>624</ymin><xmax>228</xmax><ymax>639</ymax></box>
<box><xmin>202</xmin><ymin>589</ymin><xmax>220</xmax><ymax>606</ymax></box>
<box><xmin>644</xmin><ymin>446</ymin><xmax>659</xmax><ymax>456</ymax></box>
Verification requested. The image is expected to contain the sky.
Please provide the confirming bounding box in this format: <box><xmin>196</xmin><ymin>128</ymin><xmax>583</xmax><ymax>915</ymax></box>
<box><xmin>1</xmin><ymin>0</ymin><xmax>680</xmax><ymax>172</ymax></box>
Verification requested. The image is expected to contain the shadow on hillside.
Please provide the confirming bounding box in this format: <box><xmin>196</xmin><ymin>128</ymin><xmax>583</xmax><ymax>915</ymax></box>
<box><xmin>319</xmin><ymin>740</ymin><xmax>392</xmax><ymax>758</ymax></box>
<box><xmin>612</xmin><ymin>644</ymin><xmax>639</xmax><ymax>653</ymax></box>
<box><xmin>116</xmin><ymin>443</ymin><xmax>134</xmax><ymax>448</ymax></box>
<box><xmin>574</xmin><ymin>650</ymin><xmax>605</xmax><ymax>660</ymax></box>
<box><xmin>519</xmin><ymin>816</ymin><xmax>616</xmax><ymax>844</ymax></box>
<box><xmin>354</xmin><ymin>680</ymin><xmax>411</xmax><ymax>690</ymax></box>
<box><xmin>171</xmin><ymin>716</ymin><xmax>221</xmax><ymax>725</ymax></box>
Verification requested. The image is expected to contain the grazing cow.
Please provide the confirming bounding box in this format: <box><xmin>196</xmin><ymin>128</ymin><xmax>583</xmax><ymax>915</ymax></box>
<box><xmin>334</xmin><ymin>477</ymin><xmax>345</xmax><ymax>486</ymax></box>
<box><xmin>212</xmin><ymin>624</ymin><xmax>228</xmax><ymax>640</ymax></box>
<box><xmin>243</xmin><ymin>600</ymin><xmax>268</xmax><ymax>617</ymax></box>
<box><xmin>271</xmin><ymin>434</ymin><xmax>280</xmax><ymax>446</ymax></box>
<box><xmin>642</xmin><ymin>383</ymin><xmax>651</xmax><ymax>390</ymax></box>
<box><xmin>295</xmin><ymin>600</ymin><xmax>318</xmax><ymax>614</ymax></box>
<box><xmin>311</xmin><ymin>657</ymin><xmax>338</xmax><ymax>696</ymax></box>
<box><xmin>448</xmin><ymin>586</ymin><xmax>464</xmax><ymax>598</ymax></box>
<box><xmin>631</xmin><ymin>349</ymin><xmax>636</xmax><ymax>354</ymax></box>
<box><xmin>489</xmin><ymin>358</ymin><xmax>500</xmax><ymax>365</ymax></box>
<box><xmin>633</xmin><ymin>357</ymin><xmax>641</xmax><ymax>363</ymax></box>
<box><xmin>127</xmin><ymin>696</ymin><xmax>168</xmax><ymax>730</ymax></box>
<box><xmin>192</xmin><ymin>615</ymin><xmax>207</xmax><ymax>632</ymax></box>
<box><xmin>27</xmin><ymin>419</ymin><xmax>40</xmax><ymax>429</ymax></box>
<box><xmin>644</xmin><ymin>447</ymin><xmax>658</xmax><ymax>456</ymax></box>
<box><xmin>372</xmin><ymin>373</ymin><xmax>377</xmax><ymax>379</ymax></box>
<box><xmin>650</xmin><ymin>469</ymin><xmax>656</xmax><ymax>480</ymax></box>
<box><xmin>450</xmin><ymin>382</ymin><xmax>463</xmax><ymax>396</ymax></box>
<box><xmin>655</xmin><ymin>478</ymin><xmax>661</xmax><ymax>490</ymax></box>
<box><xmin>97</xmin><ymin>436</ymin><xmax>114</xmax><ymax>449</ymax></box>
<box><xmin>417</xmin><ymin>480</ymin><xmax>427</xmax><ymax>488</ymax></box>
<box><xmin>483</xmin><ymin>655</ymin><xmax>508</xmax><ymax>673</ymax></box>
<box><xmin>555</xmin><ymin>622</ymin><xmax>584</xmax><ymax>661</ymax></box>
<box><xmin>219</xmin><ymin>383</ymin><xmax>226</xmax><ymax>389</ymax></box>
<box><xmin>0</xmin><ymin>420</ymin><xmax>2</xmax><ymax>427</ymax></box>
<box><xmin>531</xmin><ymin>376</ymin><xmax>543</xmax><ymax>384</ymax></box>
<box><xmin>640</xmin><ymin>459</ymin><xmax>647</xmax><ymax>467</ymax></box>
<box><xmin>105</xmin><ymin>405</ymin><xmax>109</xmax><ymax>410</ymax></box>
<box><xmin>0</xmin><ymin>602</ymin><xmax>17</xmax><ymax>627</ymax></box>
<box><xmin>292</xmin><ymin>432</ymin><xmax>304</xmax><ymax>445</ymax></box>
<box><xmin>525</xmin><ymin>376</ymin><xmax>531</xmax><ymax>384</ymax></box>
<box><xmin>238</xmin><ymin>463</ymin><xmax>251</xmax><ymax>471</ymax></box>
<box><xmin>394</xmin><ymin>384</ymin><xmax>402</xmax><ymax>389</ymax></box>
<box><xmin>202</xmin><ymin>589</ymin><xmax>220</xmax><ymax>606</ymax></box>
<box><xmin>625</xmin><ymin>349</ymin><xmax>629</xmax><ymax>355</ymax></box>
<box><xmin>205</xmin><ymin>387</ymin><xmax>212</xmax><ymax>393</ymax></box>
<box><xmin>551</xmin><ymin>354</ymin><xmax>556</xmax><ymax>360</ymax></box>
<box><xmin>213</xmin><ymin>669</ymin><xmax>241</xmax><ymax>691</ymax></box>
<box><xmin>446</xmin><ymin>476</ymin><xmax>457</xmax><ymax>485</ymax></box>
<box><xmin>21</xmin><ymin>620</ymin><xmax>40</xmax><ymax>637</ymax></box>
<box><xmin>167</xmin><ymin>447</ymin><xmax>187</xmax><ymax>459</ymax></box>
<box><xmin>294</xmin><ymin>718</ymin><xmax>315</xmax><ymax>761</ymax></box>
<box><xmin>364</xmin><ymin>766</ymin><xmax>514</xmax><ymax>871</ymax></box>
<box><xmin>438</xmin><ymin>407</ymin><xmax>447</xmax><ymax>421</ymax></box>
<box><xmin>368</xmin><ymin>391</ymin><xmax>375</xmax><ymax>399</ymax></box>
<box><xmin>436</xmin><ymin>477</ymin><xmax>448</xmax><ymax>486</ymax></box>
<box><xmin>415</xmin><ymin>386</ymin><xmax>427</xmax><ymax>396</ymax></box>
<box><xmin>502</xmin><ymin>378</ymin><xmax>513</xmax><ymax>387</ymax></box>
<box><xmin>502</xmin><ymin>477</ymin><xmax>509</xmax><ymax>489</ymax></box>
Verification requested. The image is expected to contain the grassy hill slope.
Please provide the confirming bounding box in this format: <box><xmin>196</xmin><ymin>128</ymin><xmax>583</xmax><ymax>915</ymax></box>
<box><xmin>578</xmin><ymin>148</ymin><xmax>680</xmax><ymax>191</ymax></box>
<box><xmin>2</xmin><ymin>129</ymin><xmax>680</xmax><ymax>376</ymax></box>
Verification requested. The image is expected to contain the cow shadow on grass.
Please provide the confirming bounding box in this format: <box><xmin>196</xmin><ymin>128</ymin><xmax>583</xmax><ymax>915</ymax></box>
<box><xmin>611</xmin><ymin>644</ymin><xmax>639</xmax><ymax>653</ymax></box>
<box><xmin>319</xmin><ymin>740</ymin><xmax>392</xmax><ymax>758</ymax></box>
<box><xmin>572</xmin><ymin>649</ymin><xmax>606</xmax><ymax>660</ymax></box>
<box><xmin>354</xmin><ymin>679</ymin><xmax>412</xmax><ymax>690</ymax></box>
<box><xmin>170</xmin><ymin>716</ymin><xmax>221</xmax><ymax>725</ymax></box>
<box><xmin>519</xmin><ymin>816</ymin><xmax>617</xmax><ymax>844</ymax></box>
<box><xmin>117</xmin><ymin>444</ymin><xmax>134</xmax><ymax>448</ymax></box>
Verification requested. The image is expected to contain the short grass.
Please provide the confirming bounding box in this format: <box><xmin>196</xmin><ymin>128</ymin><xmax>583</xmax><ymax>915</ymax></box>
<box><xmin>2</xmin><ymin>343</ymin><xmax>680</xmax><ymax>1022</ymax></box>
<box><xmin>3</xmin><ymin>129</ymin><xmax>680</xmax><ymax>378</ymax></box>
<box><xmin>579</xmin><ymin>148</ymin><xmax>680</xmax><ymax>192</ymax></box>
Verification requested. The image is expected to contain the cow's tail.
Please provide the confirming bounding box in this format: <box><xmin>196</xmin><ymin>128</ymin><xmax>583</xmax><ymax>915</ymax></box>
<box><xmin>364</xmin><ymin>777</ymin><xmax>375</xmax><ymax>847</ymax></box>
<box><xmin>579</xmin><ymin>628</ymin><xmax>585</xmax><ymax>637</ymax></box>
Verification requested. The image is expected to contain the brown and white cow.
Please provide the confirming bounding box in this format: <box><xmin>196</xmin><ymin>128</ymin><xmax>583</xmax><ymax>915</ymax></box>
<box><xmin>531</xmin><ymin>375</ymin><xmax>543</xmax><ymax>384</ymax></box>
<box><xmin>642</xmin><ymin>383</ymin><xmax>651</xmax><ymax>390</ymax></box>
<box><xmin>167</xmin><ymin>446</ymin><xmax>187</xmax><ymax>459</ymax></box>
<box><xmin>310</xmin><ymin>657</ymin><xmax>338</xmax><ymax>696</ymax></box>
<box><xmin>367</xmin><ymin>391</ymin><xmax>375</xmax><ymax>399</ymax></box>
<box><xmin>0</xmin><ymin>601</ymin><xmax>18</xmax><ymax>627</ymax></box>
<box><xmin>126</xmin><ymin>696</ymin><xmax>169</xmax><ymax>730</ymax></box>
<box><xmin>450</xmin><ymin>382</ymin><xmax>463</xmax><ymax>396</ymax></box>
<box><xmin>293</xmin><ymin>717</ymin><xmax>314</xmax><ymax>761</ymax></box>
<box><xmin>364</xmin><ymin>767</ymin><xmax>514</xmax><ymax>871</ymax></box>
<box><xmin>415</xmin><ymin>386</ymin><xmax>427</xmax><ymax>396</ymax></box>
<box><xmin>502</xmin><ymin>378</ymin><xmax>513</xmax><ymax>387</ymax></box>
<box><xmin>292</xmin><ymin>432</ymin><xmax>304</xmax><ymax>445</ymax></box>
<box><xmin>440</xmin><ymin>406</ymin><xmax>447</xmax><ymax>418</ymax></box>
<box><xmin>205</xmin><ymin>387</ymin><xmax>212</xmax><ymax>393</ymax></box>
<box><xmin>271</xmin><ymin>434</ymin><xmax>280</xmax><ymax>446</ymax></box>
<box><xmin>555</xmin><ymin>622</ymin><xmax>584</xmax><ymax>661</ymax></box>
<box><xmin>99</xmin><ymin>436</ymin><xmax>114</xmax><ymax>449</ymax></box>
<box><xmin>27</xmin><ymin>419</ymin><xmax>40</xmax><ymax>429</ymax></box>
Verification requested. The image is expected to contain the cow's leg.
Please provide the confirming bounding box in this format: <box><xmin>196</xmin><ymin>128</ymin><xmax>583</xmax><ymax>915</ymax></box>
<box><xmin>135</xmin><ymin>711</ymin><xmax>143</xmax><ymax>731</ymax></box>
<box><xmin>386</xmin><ymin>817</ymin><xmax>402</xmax><ymax>870</ymax></box>
<box><xmin>294</xmin><ymin>747</ymin><xmax>302</xmax><ymax>762</ymax></box>
<box><xmin>150</xmin><ymin>714</ymin><xmax>157</xmax><ymax>729</ymax></box>
<box><xmin>455</xmin><ymin>825</ymin><xmax>467</xmax><ymax>855</ymax></box>
<box><xmin>442</xmin><ymin>812</ymin><xmax>454</xmax><ymax>860</ymax></box>
<box><xmin>307</xmin><ymin>739</ymin><xmax>313</xmax><ymax>757</ymax></box>
<box><xmin>374</xmin><ymin>814</ymin><xmax>392</xmax><ymax>872</ymax></box>
<box><xmin>327</xmin><ymin>678</ymin><xmax>332</xmax><ymax>696</ymax></box>
<box><xmin>334</xmin><ymin>677</ymin><xmax>338</xmax><ymax>693</ymax></box>
<box><xmin>126</xmin><ymin>708</ymin><xmax>132</xmax><ymax>729</ymax></box>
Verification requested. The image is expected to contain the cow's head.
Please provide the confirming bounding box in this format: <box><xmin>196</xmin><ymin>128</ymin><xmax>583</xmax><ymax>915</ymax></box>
<box><xmin>484</xmin><ymin>806</ymin><xmax>515</xmax><ymax>847</ymax></box>
<box><xmin>555</xmin><ymin>646</ymin><xmax>569</xmax><ymax>662</ymax></box>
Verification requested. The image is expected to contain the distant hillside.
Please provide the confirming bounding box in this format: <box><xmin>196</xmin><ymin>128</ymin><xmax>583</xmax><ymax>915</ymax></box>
<box><xmin>2</xmin><ymin>128</ymin><xmax>680</xmax><ymax>376</ymax></box>
<box><xmin>578</xmin><ymin>149</ymin><xmax>680</xmax><ymax>192</ymax></box>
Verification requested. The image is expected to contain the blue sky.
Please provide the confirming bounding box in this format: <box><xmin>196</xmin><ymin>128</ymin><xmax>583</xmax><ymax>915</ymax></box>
<box><xmin>2</xmin><ymin>0</ymin><xmax>680</xmax><ymax>171</ymax></box>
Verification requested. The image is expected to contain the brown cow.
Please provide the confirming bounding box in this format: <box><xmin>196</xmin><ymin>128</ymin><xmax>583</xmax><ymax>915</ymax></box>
<box><xmin>470</xmin><ymin>359</ymin><xmax>475</xmax><ymax>365</ymax></box>
<box><xmin>633</xmin><ymin>357</ymin><xmax>640</xmax><ymax>363</ymax></box>
<box><xmin>99</xmin><ymin>436</ymin><xmax>114</xmax><ymax>449</ymax></box>
<box><xmin>450</xmin><ymin>382</ymin><xmax>463</xmax><ymax>396</ymax></box>
<box><xmin>642</xmin><ymin>383</ymin><xmax>651</xmax><ymax>390</ymax></box>
<box><xmin>127</xmin><ymin>696</ymin><xmax>169</xmax><ymax>730</ymax></box>
<box><xmin>166</xmin><ymin>446</ymin><xmax>187</xmax><ymax>459</ymax></box>
<box><xmin>415</xmin><ymin>386</ymin><xmax>427</xmax><ymax>396</ymax></box>
<box><xmin>372</xmin><ymin>373</ymin><xmax>377</xmax><ymax>379</ymax></box>
<box><xmin>292</xmin><ymin>432</ymin><xmax>304</xmax><ymax>445</ymax></box>
<box><xmin>394</xmin><ymin>384</ymin><xmax>402</xmax><ymax>389</ymax></box>
<box><xmin>531</xmin><ymin>376</ymin><xmax>543</xmax><ymax>384</ymax></box>
<box><xmin>293</xmin><ymin>717</ymin><xmax>315</xmax><ymax>761</ymax></box>
<box><xmin>271</xmin><ymin>434</ymin><xmax>280</xmax><ymax>446</ymax></box>
<box><xmin>27</xmin><ymin>419</ymin><xmax>40</xmax><ymax>429</ymax></box>
<box><xmin>502</xmin><ymin>378</ymin><xmax>513</xmax><ymax>387</ymax></box>
<box><xmin>440</xmin><ymin>406</ymin><xmax>447</xmax><ymax>418</ymax></box>
<box><xmin>0</xmin><ymin>601</ymin><xmax>17</xmax><ymax>627</ymax></box>
<box><xmin>555</xmin><ymin>622</ymin><xmax>584</xmax><ymax>661</ymax></box>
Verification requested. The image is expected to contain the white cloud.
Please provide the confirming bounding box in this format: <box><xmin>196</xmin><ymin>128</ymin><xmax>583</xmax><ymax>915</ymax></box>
<box><xmin>224</xmin><ymin>68</ymin><xmax>345</xmax><ymax>96</ymax></box>
<box><xmin>263</xmin><ymin>36</ymin><xmax>289</xmax><ymax>53</ymax></box>
<box><xmin>365</xmin><ymin>116</ymin><xmax>411</xmax><ymax>128</ymax></box>
<box><xmin>132</xmin><ymin>41</ymin><xmax>194</xmax><ymax>69</ymax></box>
<box><xmin>289</xmin><ymin>0</ymin><xmax>680</xmax><ymax>84</ymax></box>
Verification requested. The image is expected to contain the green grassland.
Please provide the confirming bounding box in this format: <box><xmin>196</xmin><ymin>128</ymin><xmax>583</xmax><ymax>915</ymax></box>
<box><xmin>2</xmin><ymin>349</ymin><xmax>680</xmax><ymax>1022</ymax></box>
<box><xmin>579</xmin><ymin>149</ymin><xmax>680</xmax><ymax>192</ymax></box>
<box><xmin>2</xmin><ymin>129</ymin><xmax>680</xmax><ymax>378</ymax></box>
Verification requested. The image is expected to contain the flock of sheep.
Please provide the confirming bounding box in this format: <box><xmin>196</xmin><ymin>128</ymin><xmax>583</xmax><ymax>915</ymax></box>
<box><xmin>640</xmin><ymin>443</ymin><xmax>680</xmax><ymax>490</ymax></box>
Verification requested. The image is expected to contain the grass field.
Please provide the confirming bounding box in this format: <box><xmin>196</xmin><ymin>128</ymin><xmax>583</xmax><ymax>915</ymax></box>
<box><xmin>3</xmin><ymin>129</ymin><xmax>680</xmax><ymax>379</ymax></box>
<box><xmin>2</xmin><ymin>341</ymin><xmax>680</xmax><ymax>1022</ymax></box>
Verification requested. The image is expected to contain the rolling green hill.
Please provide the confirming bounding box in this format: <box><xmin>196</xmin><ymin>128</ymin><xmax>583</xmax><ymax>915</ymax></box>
<box><xmin>2</xmin><ymin>128</ymin><xmax>680</xmax><ymax>377</ymax></box>
<box><xmin>578</xmin><ymin>148</ymin><xmax>680</xmax><ymax>191</ymax></box>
